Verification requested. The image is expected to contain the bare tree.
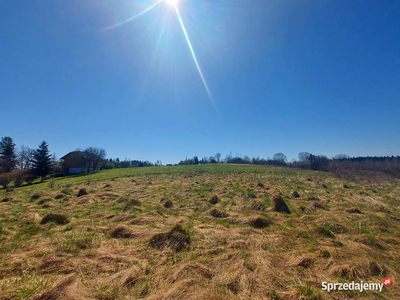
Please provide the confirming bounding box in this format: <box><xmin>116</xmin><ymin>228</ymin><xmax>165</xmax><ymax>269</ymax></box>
<box><xmin>84</xmin><ymin>147</ymin><xmax>106</xmax><ymax>172</ymax></box>
<box><xmin>215</xmin><ymin>153</ymin><xmax>221</xmax><ymax>163</ymax></box>
<box><xmin>272</xmin><ymin>153</ymin><xmax>287</xmax><ymax>165</ymax></box>
<box><xmin>298</xmin><ymin>152</ymin><xmax>311</xmax><ymax>169</ymax></box>
<box><xmin>17</xmin><ymin>145</ymin><xmax>34</xmax><ymax>170</ymax></box>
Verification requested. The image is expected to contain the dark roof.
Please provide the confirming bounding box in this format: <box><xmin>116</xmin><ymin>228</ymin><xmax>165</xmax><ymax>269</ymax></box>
<box><xmin>60</xmin><ymin>151</ymin><xmax>88</xmax><ymax>160</ymax></box>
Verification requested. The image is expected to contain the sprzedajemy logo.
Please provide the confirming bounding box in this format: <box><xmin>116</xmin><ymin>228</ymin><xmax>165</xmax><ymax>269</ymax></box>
<box><xmin>322</xmin><ymin>278</ymin><xmax>392</xmax><ymax>293</ymax></box>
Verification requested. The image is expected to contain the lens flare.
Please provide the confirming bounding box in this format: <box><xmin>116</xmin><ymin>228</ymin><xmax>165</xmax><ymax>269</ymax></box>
<box><xmin>165</xmin><ymin>0</ymin><xmax>179</xmax><ymax>6</ymax></box>
<box><xmin>102</xmin><ymin>0</ymin><xmax>163</xmax><ymax>31</ymax></box>
<box><xmin>175</xmin><ymin>6</ymin><xmax>220</xmax><ymax>116</ymax></box>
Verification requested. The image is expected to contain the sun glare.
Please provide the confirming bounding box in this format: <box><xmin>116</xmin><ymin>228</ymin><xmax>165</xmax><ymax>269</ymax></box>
<box><xmin>165</xmin><ymin>0</ymin><xmax>179</xmax><ymax>6</ymax></box>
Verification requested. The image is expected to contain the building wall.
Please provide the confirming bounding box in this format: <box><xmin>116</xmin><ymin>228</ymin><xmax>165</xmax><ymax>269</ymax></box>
<box><xmin>68</xmin><ymin>168</ymin><xmax>99</xmax><ymax>174</ymax></box>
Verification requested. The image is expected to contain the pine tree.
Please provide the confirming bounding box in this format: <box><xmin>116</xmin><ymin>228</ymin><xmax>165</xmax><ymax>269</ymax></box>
<box><xmin>32</xmin><ymin>141</ymin><xmax>52</xmax><ymax>182</ymax></box>
<box><xmin>0</xmin><ymin>136</ymin><xmax>17</xmax><ymax>173</ymax></box>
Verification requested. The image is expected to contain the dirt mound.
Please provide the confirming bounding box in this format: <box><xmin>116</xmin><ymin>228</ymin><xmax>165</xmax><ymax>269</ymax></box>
<box><xmin>210</xmin><ymin>209</ymin><xmax>229</xmax><ymax>218</ymax></box>
<box><xmin>160</xmin><ymin>199</ymin><xmax>173</xmax><ymax>208</ymax></box>
<box><xmin>38</xmin><ymin>198</ymin><xmax>52</xmax><ymax>205</ymax></box>
<box><xmin>77</xmin><ymin>188</ymin><xmax>88</xmax><ymax>197</ymax></box>
<box><xmin>108</xmin><ymin>225</ymin><xmax>134</xmax><ymax>238</ymax></box>
<box><xmin>291</xmin><ymin>191</ymin><xmax>300</xmax><ymax>198</ymax></box>
<box><xmin>246</xmin><ymin>216</ymin><xmax>272</xmax><ymax>228</ymax></box>
<box><xmin>271</xmin><ymin>194</ymin><xmax>290</xmax><ymax>213</ymax></box>
<box><xmin>149</xmin><ymin>224</ymin><xmax>191</xmax><ymax>252</ymax></box>
<box><xmin>310</xmin><ymin>202</ymin><xmax>324</xmax><ymax>210</ymax></box>
<box><xmin>209</xmin><ymin>195</ymin><xmax>220</xmax><ymax>205</ymax></box>
<box><xmin>257</xmin><ymin>182</ymin><xmax>264</xmax><ymax>188</ymax></box>
<box><xmin>54</xmin><ymin>194</ymin><xmax>65</xmax><ymax>200</ymax></box>
<box><xmin>346</xmin><ymin>207</ymin><xmax>362</xmax><ymax>214</ymax></box>
<box><xmin>1</xmin><ymin>197</ymin><xmax>12</xmax><ymax>202</ymax></box>
<box><xmin>60</xmin><ymin>188</ymin><xmax>71</xmax><ymax>195</ymax></box>
<box><xmin>250</xmin><ymin>200</ymin><xmax>265</xmax><ymax>211</ymax></box>
<box><xmin>31</xmin><ymin>193</ymin><xmax>41</xmax><ymax>200</ymax></box>
<box><xmin>40</xmin><ymin>213</ymin><xmax>70</xmax><ymax>225</ymax></box>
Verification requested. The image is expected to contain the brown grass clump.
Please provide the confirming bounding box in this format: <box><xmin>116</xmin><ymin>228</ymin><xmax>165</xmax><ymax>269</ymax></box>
<box><xmin>108</xmin><ymin>225</ymin><xmax>134</xmax><ymax>239</ymax></box>
<box><xmin>173</xmin><ymin>263</ymin><xmax>215</xmax><ymax>282</ymax></box>
<box><xmin>246</xmin><ymin>216</ymin><xmax>272</xmax><ymax>228</ymax></box>
<box><xmin>310</xmin><ymin>202</ymin><xmax>324</xmax><ymax>210</ymax></box>
<box><xmin>358</xmin><ymin>236</ymin><xmax>386</xmax><ymax>250</ymax></box>
<box><xmin>38</xmin><ymin>198</ymin><xmax>52</xmax><ymax>205</ymax></box>
<box><xmin>32</xmin><ymin>274</ymin><xmax>76</xmax><ymax>300</ymax></box>
<box><xmin>149</xmin><ymin>224</ymin><xmax>191</xmax><ymax>252</ymax></box>
<box><xmin>291</xmin><ymin>191</ymin><xmax>300</xmax><ymax>198</ymax></box>
<box><xmin>250</xmin><ymin>200</ymin><xmax>265</xmax><ymax>211</ymax></box>
<box><xmin>257</xmin><ymin>182</ymin><xmax>264</xmax><ymax>188</ymax></box>
<box><xmin>315</xmin><ymin>227</ymin><xmax>335</xmax><ymax>238</ymax></box>
<box><xmin>77</xmin><ymin>188</ymin><xmax>88</xmax><ymax>197</ymax></box>
<box><xmin>31</xmin><ymin>193</ymin><xmax>41</xmax><ymax>200</ymax></box>
<box><xmin>292</xmin><ymin>257</ymin><xmax>315</xmax><ymax>268</ymax></box>
<box><xmin>161</xmin><ymin>198</ymin><xmax>173</xmax><ymax>208</ymax></box>
<box><xmin>54</xmin><ymin>194</ymin><xmax>65</xmax><ymax>199</ymax></box>
<box><xmin>40</xmin><ymin>213</ymin><xmax>70</xmax><ymax>225</ymax></box>
<box><xmin>271</xmin><ymin>194</ymin><xmax>290</xmax><ymax>213</ymax></box>
<box><xmin>1</xmin><ymin>197</ymin><xmax>12</xmax><ymax>202</ymax></box>
<box><xmin>210</xmin><ymin>209</ymin><xmax>229</xmax><ymax>218</ymax></box>
<box><xmin>37</xmin><ymin>255</ymin><xmax>73</xmax><ymax>274</ymax></box>
<box><xmin>209</xmin><ymin>195</ymin><xmax>220</xmax><ymax>204</ymax></box>
<box><xmin>60</xmin><ymin>188</ymin><xmax>71</xmax><ymax>195</ymax></box>
<box><xmin>346</xmin><ymin>207</ymin><xmax>363</xmax><ymax>214</ymax></box>
<box><xmin>307</xmin><ymin>196</ymin><xmax>320</xmax><ymax>201</ymax></box>
<box><xmin>332</xmin><ymin>260</ymin><xmax>387</xmax><ymax>279</ymax></box>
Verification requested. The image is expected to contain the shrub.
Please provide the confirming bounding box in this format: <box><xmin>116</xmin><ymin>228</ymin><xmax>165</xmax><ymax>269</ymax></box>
<box><xmin>13</xmin><ymin>170</ymin><xmax>28</xmax><ymax>187</ymax></box>
<box><xmin>0</xmin><ymin>172</ymin><xmax>14</xmax><ymax>188</ymax></box>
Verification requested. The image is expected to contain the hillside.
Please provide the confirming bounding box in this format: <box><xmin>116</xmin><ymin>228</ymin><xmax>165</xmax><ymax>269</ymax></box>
<box><xmin>0</xmin><ymin>165</ymin><xmax>399</xmax><ymax>299</ymax></box>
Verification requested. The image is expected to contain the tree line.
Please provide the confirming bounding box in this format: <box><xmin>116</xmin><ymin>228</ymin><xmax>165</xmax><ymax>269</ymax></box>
<box><xmin>177</xmin><ymin>152</ymin><xmax>400</xmax><ymax>178</ymax></box>
<box><xmin>0</xmin><ymin>137</ymin><xmax>108</xmax><ymax>188</ymax></box>
<box><xmin>2</xmin><ymin>135</ymin><xmax>399</xmax><ymax>188</ymax></box>
<box><xmin>0</xmin><ymin>137</ymin><xmax>56</xmax><ymax>188</ymax></box>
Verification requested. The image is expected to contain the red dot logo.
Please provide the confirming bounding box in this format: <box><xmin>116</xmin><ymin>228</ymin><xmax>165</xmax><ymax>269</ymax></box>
<box><xmin>383</xmin><ymin>277</ymin><xmax>392</xmax><ymax>287</ymax></box>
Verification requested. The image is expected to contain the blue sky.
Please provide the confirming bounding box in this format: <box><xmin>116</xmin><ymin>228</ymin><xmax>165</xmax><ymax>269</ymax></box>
<box><xmin>1</xmin><ymin>0</ymin><xmax>399</xmax><ymax>163</ymax></box>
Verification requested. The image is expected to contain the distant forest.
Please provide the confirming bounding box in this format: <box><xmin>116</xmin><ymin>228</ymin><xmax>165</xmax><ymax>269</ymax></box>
<box><xmin>1</xmin><ymin>135</ymin><xmax>400</xmax><ymax>189</ymax></box>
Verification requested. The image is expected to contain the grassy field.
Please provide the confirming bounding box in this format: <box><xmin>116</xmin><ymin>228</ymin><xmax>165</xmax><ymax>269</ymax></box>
<box><xmin>0</xmin><ymin>164</ymin><xmax>399</xmax><ymax>299</ymax></box>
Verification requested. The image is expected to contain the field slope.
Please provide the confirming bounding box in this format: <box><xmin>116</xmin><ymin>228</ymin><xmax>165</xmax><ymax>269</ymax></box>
<box><xmin>1</xmin><ymin>165</ymin><xmax>399</xmax><ymax>299</ymax></box>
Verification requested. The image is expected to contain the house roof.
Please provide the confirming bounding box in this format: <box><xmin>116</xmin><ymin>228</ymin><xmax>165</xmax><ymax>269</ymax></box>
<box><xmin>60</xmin><ymin>151</ymin><xmax>88</xmax><ymax>160</ymax></box>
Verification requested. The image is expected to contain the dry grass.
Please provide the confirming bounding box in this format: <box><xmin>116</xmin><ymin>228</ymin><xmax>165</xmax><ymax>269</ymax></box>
<box><xmin>0</xmin><ymin>164</ymin><xmax>399</xmax><ymax>299</ymax></box>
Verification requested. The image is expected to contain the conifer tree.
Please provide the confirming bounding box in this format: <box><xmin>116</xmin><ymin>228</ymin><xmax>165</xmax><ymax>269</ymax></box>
<box><xmin>32</xmin><ymin>141</ymin><xmax>52</xmax><ymax>182</ymax></box>
<box><xmin>0</xmin><ymin>136</ymin><xmax>17</xmax><ymax>173</ymax></box>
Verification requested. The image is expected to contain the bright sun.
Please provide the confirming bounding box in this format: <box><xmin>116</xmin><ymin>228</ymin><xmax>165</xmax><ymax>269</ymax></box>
<box><xmin>165</xmin><ymin>0</ymin><xmax>179</xmax><ymax>6</ymax></box>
